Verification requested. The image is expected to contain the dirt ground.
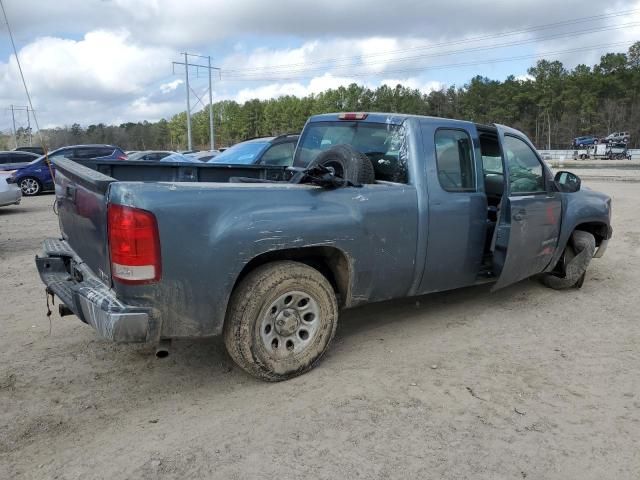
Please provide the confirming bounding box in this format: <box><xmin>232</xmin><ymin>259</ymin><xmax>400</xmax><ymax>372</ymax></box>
<box><xmin>1</xmin><ymin>181</ymin><xmax>638</xmax><ymax>480</ymax></box>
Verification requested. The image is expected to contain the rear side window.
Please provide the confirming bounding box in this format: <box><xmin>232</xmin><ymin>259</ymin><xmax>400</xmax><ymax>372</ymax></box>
<box><xmin>73</xmin><ymin>148</ymin><xmax>114</xmax><ymax>159</ymax></box>
<box><xmin>295</xmin><ymin>121</ymin><xmax>408</xmax><ymax>183</ymax></box>
<box><xmin>434</xmin><ymin>129</ymin><xmax>475</xmax><ymax>192</ymax></box>
<box><xmin>260</xmin><ymin>142</ymin><xmax>295</xmax><ymax>166</ymax></box>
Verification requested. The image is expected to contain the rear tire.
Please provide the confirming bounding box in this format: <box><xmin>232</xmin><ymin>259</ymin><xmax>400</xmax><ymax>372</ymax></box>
<box><xmin>19</xmin><ymin>177</ymin><xmax>42</xmax><ymax>196</ymax></box>
<box><xmin>540</xmin><ymin>231</ymin><xmax>596</xmax><ymax>290</ymax></box>
<box><xmin>309</xmin><ymin>144</ymin><xmax>375</xmax><ymax>184</ymax></box>
<box><xmin>223</xmin><ymin>261</ymin><xmax>339</xmax><ymax>381</ymax></box>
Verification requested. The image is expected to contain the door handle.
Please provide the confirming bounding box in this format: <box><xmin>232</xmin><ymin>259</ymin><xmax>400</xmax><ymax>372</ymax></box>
<box><xmin>65</xmin><ymin>185</ymin><xmax>76</xmax><ymax>201</ymax></box>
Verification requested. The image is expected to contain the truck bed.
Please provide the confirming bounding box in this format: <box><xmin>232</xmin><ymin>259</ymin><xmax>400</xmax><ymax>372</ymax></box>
<box><xmin>79</xmin><ymin>159</ymin><xmax>290</xmax><ymax>187</ymax></box>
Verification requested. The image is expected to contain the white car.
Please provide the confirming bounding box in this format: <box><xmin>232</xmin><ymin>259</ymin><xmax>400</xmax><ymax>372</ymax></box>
<box><xmin>0</xmin><ymin>171</ymin><xmax>22</xmax><ymax>207</ymax></box>
<box><xmin>605</xmin><ymin>131</ymin><xmax>630</xmax><ymax>143</ymax></box>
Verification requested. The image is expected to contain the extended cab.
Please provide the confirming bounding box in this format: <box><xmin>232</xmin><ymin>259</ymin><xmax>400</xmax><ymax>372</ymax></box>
<box><xmin>36</xmin><ymin>113</ymin><xmax>612</xmax><ymax>381</ymax></box>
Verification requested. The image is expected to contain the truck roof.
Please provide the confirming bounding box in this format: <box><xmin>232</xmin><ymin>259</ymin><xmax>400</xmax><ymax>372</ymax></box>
<box><xmin>306</xmin><ymin>112</ymin><xmax>530</xmax><ymax>138</ymax></box>
<box><xmin>308</xmin><ymin>112</ymin><xmax>482</xmax><ymax>128</ymax></box>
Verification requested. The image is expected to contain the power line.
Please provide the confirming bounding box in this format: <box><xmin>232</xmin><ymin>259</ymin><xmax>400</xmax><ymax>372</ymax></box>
<box><xmin>0</xmin><ymin>0</ymin><xmax>44</xmax><ymax>149</ymax></box>
<box><xmin>223</xmin><ymin>23</ymin><xmax>640</xmax><ymax>80</ymax></box>
<box><xmin>222</xmin><ymin>9</ymin><xmax>640</xmax><ymax>74</ymax></box>
<box><xmin>222</xmin><ymin>22</ymin><xmax>639</xmax><ymax>79</ymax></box>
<box><xmin>218</xmin><ymin>41</ymin><xmax>633</xmax><ymax>82</ymax></box>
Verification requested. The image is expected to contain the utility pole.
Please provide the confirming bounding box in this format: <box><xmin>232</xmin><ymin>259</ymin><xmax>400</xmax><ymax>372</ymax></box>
<box><xmin>6</xmin><ymin>105</ymin><xmax>34</xmax><ymax>148</ymax></box>
<box><xmin>183</xmin><ymin>52</ymin><xmax>192</xmax><ymax>150</ymax></box>
<box><xmin>10</xmin><ymin>104</ymin><xmax>17</xmax><ymax>148</ymax></box>
<box><xmin>26</xmin><ymin>106</ymin><xmax>32</xmax><ymax>146</ymax></box>
<box><xmin>172</xmin><ymin>53</ymin><xmax>221</xmax><ymax>151</ymax></box>
<box><xmin>208</xmin><ymin>55</ymin><xmax>214</xmax><ymax>150</ymax></box>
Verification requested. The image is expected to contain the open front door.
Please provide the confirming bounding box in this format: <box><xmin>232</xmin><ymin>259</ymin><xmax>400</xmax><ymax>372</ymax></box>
<box><xmin>492</xmin><ymin>125</ymin><xmax>562</xmax><ymax>290</ymax></box>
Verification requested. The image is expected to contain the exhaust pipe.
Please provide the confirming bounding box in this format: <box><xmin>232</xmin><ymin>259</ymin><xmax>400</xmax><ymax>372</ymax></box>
<box><xmin>155</xmin><ymin>339</ymin><xmax>171</xmax><ymax>358</ymax></box>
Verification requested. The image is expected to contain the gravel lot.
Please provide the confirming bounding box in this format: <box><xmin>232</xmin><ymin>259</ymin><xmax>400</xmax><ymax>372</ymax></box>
<box><xmin>1</xmin><ymin>181</ymin><xmax>638</xmax><ymax>480</ymax></box>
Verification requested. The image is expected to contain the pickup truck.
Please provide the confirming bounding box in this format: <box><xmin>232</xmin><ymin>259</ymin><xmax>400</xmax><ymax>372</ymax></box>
<box><xmin>36</xmin><ymin>113</ymin><xmax>613</xmax><ymax>381</ymax></box>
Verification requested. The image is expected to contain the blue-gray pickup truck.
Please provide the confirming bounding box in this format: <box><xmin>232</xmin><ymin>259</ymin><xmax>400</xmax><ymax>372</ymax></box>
<box><xmin>37</xmin><ymin>112</ymin><xmax>612</xmax><ymax>381</ymax></box>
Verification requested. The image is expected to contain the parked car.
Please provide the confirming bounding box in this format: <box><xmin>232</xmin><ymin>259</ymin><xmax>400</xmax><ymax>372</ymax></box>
<box><xmin>0</xmin><ymin>150</ymin><xmax>40</xmax><ymax>171</ymax></box>
<box><xmin>0</xmin><ymin>171</ymin><xmax>21</xmax><ymax>207</ymax></box>
<box><xmin>572</xmin><ymin>135</ymin><xmax>599</xmax><ymax>147</ymax></box>
<box><xmin>36</xmin><ymin>113</ymin><xmax>612</xmax><ymax>381</ymax></box>
<box><xmin>208</xmin><ymin>134</ymin><xmax>299</xmax><ymax>166</ymax></box>
<box><xmin>7</xmin><ymin>144</ymin><xmax>127</xmax><ymax>196</ymax></box>
<box><xmin>128</xmin><ymin>150</ymin><xmax>175</xmax><ymax>161</ymax></box>
<box><xmin>179</xmin><ymin>150</ymin><xmax>200</xmax><ymax>155</ymax></box>
<box><xmin>604</xmin><ymin>131</ymin><xmax>630</xmax><ymax>144</ymax></box>
<box><xmin>188</xmin><ymin>150</ymin><xmax>220</xmax><ymax>162</ymax></box>
<box><xmin>15</xmin><ymin>146</ymin><xmax>45</xmax><ymax>155</ymax></box>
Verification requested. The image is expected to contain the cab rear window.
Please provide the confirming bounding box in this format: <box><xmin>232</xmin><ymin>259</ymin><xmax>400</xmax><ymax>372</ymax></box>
<box><xmin>295</xmin><ymin>121</ymin><xmax>408</xmax><ymax>183</ymax></box>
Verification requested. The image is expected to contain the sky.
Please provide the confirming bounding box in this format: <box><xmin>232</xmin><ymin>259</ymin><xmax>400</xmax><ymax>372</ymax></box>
<box><xmin>0</xmin><ymin>0</ymin><xmax>639</xmax><ymax>132</ymax></box>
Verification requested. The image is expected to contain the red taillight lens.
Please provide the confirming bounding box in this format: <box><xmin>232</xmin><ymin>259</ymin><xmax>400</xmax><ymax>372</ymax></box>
<box><xmin>107</xmin><ymin>204</ymin><xmax>161</xmax><ymax>284</ymax></box>
<box><xmin>117</xmin><ymin>154</ymin><xmax>128</xmax><ymax>160</ymax></box>
<box><xmin>338</xmin><ymin>112</ymin><xmax>368</xmax><ymax>120</ymax></box>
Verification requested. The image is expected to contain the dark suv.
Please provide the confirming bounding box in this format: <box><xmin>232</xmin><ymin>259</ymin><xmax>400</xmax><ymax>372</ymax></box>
<box><xmin>0</xmin><ymin>150</ymin><xmax>40</xmax><ymax>171</ymax></box>
<box><xmin>8</xmin><ymin>144</ymin><xmax>127</xmax><ymax>196</ymax></box>
<box><xmin>208</xmin><ymin>134</ymin><xmax>299</xmax><ymax>166</ymax></box>
<box><xmin>15</xmin><ymin>146</ymin><xmax>45</xmax><ymax>155</ymax></box>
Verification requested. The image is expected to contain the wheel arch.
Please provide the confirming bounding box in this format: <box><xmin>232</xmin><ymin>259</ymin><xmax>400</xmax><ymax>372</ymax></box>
<box><xmin>573</xmin><ymin>221</ymin><xmax>609</xmax><ymax>247</ymax></box>
<box><xmin>231</xmin><ymin>246</ymin><xmax>353</xmax><ymax>308</ymax></box>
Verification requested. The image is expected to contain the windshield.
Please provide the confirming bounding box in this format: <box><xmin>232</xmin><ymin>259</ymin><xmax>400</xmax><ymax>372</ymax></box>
<box><xmin>159</xmin><ymin>153</ymin><xmax>200</xmax><ymax>163</ymax></box>
<box><xmin>294</xmin><ymin>121</ymin><xmax>407</xmax><ymax>183</ymax></box>
<box><xmin>208</xmin><ymin>141</ymin><xmax>269</xmax><ymax>164</ymax></box>
<box><xmin>127</xmin><ymin>151</ymin><xmax>151</xmax><ymax>161</ymax></box>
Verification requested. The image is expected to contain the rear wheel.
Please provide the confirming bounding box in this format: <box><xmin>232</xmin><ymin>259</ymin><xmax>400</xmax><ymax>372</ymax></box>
<box><xmin>223</xmin><ymin>261</ymin><xmax>339</xmax><ymax>381</ymax></box>
<box><xmin>540</xmin><ymin>231</ymin><xmax>596</xmax><ymax>290</ymax></box>
<box><xmin>19</xmin><ymin>177</ymin><xmax>41</xmax><ymax>196</ymax></box>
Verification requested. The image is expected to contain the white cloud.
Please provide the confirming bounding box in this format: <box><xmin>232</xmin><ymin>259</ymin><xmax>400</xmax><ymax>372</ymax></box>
<box><xmin>6</xmin><ymin>0</ymin><xmax>638</xmax><ymax>47</ymax></box>
<box><xmin>515</xmin><ymin>74</ymin><xmax>534</xmax><ymax>82</ymax></box>
<box><xmin>160</xmin><ymin>79</ymin><xmax>183</xmax><ymax>93</ymax></box>
<box><xmin>1</xmin><ymin>30</ymin><xmax>172</xmax><ymax>101</ymax></box>
<box><xmin>381</xmin><ymin>78</ymin><xmax>444</xmax><ymax>93</ymax></box>
<box><xmin>1</xmin><ymin>0</ymin><xmax>637</xmax><ymax>130</ymax></box>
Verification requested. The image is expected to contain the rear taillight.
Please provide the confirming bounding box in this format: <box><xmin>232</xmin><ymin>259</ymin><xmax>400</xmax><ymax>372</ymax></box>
<box><xmin>117</xmin><ymin>154</ymin><xmax>128</xmax><ymax>160</ymax></box>
<box><xmin>107</xmin><ymin>204</ymin><xmax>161</xmax><ymax>284</ymax></box>
<box><xmin>338</xmin><ymin>112</ymin><xmax>368</xmax><ymax>120</ymax></box>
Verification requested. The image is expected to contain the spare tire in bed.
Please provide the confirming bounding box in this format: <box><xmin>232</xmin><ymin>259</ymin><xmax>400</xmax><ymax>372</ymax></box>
<box><xmin>308</xmin><ymin>144</ymin><xmax>375</xmax><ymax>185</ymax></box>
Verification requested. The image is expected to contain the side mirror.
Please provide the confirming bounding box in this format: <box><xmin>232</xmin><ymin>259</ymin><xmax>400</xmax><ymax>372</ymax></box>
<box><xmin>555</xmin><ymin>171</ymin><xmax>581</xmax><ymax>193</ymax></box>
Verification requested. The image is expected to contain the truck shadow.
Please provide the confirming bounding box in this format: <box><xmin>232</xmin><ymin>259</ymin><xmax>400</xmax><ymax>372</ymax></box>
<box><xmin>141</xmin><ymin>277</ymin><xmax>540</xmax><ymax>385</ymax></box>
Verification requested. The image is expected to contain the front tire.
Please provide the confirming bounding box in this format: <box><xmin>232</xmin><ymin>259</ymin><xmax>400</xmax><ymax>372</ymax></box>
<box><xmin>19</xmin><ymin>177</ymin><xmax>42</xmax><ymax>196</ymax></box>
<box><xmin>540</xmin><ymin>231</ymin><xmax>596</xmax><ymax>290</ymax></box>
<box><xmin>223</xmin><ymin>261</ymin><xmax>339</xmax><ymax>381</ymax></box>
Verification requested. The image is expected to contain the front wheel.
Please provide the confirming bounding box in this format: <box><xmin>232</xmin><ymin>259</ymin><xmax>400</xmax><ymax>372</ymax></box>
<box><xmin>19</xmin><ymin>177</ymin><xmax>42</xmax><ymax>196</ymax></box>
<box><xmin>540</xmin><ymin>231</ymin><xmax>596</xmax><ymax>290</ymax></box>
<box><xmin>223</xmin><ymin>261</ymin><xmax>339</xmax><ymax>381</ymax></box>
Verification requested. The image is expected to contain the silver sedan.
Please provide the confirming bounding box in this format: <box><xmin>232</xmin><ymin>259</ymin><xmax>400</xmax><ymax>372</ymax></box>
<box><xmin>0</xmin><ymin>171</ymin><xmax>22</xmax><ymax>207</ymax></box>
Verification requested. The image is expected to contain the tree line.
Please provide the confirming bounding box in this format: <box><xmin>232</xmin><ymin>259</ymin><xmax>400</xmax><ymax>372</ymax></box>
<box><xmin>3</xmin><ymin>42</ymin><xmax>639</xmax><ymax>151</ymax></box>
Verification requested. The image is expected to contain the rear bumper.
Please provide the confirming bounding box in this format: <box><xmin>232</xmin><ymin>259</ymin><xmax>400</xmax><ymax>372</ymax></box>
<box><xmin>0</xmin><ymin>185</ymin><xmax>21</xmax><ymax>206</ymax></box>
<box><xmin>36</xmin><ymin>238</ymin><xmax>150</xmax><ymax>342</ymax></box>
